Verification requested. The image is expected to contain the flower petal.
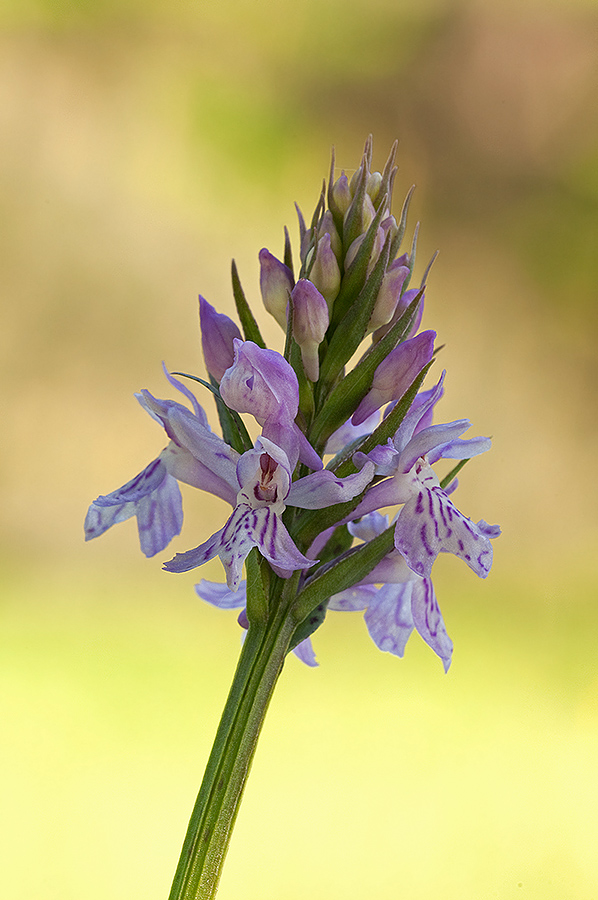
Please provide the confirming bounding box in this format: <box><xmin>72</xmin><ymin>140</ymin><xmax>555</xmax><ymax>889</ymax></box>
<box><xmin>166</xmin><ymin>503</ymin><xmax>316</xmax><ymax>590</ymax></box>
<box><xmin>219</xmin><ymin>339</ymin><xmax>299</xmax><ymax>425</ymax></box>
<box><xmin>194</xmin><ymin>579</ymin><xmax>247</xmax><ymax>609</ymax></box>
<box><xmin>286</xmin><ymin>461</ymin><xmax>374</xmax><ymax>509</ymax></box>
<box><xmin>292</xmin><ymin>637</ymin><xmax>318</xmax><ymax>667</ymax></box>
<box><xmin>251</xmin><ymin>506</ymin><xmax>317</xmax><ymax>573</ymax></box>
<box><xmin>394</xmin><ymin>484</ymin><xmax>496</xmax><ymax>579</ymax></box>
<box><xmin>163</xmin><ymin>525</ymin><xmax>227</xmax><ymax>575</ymax></box>
<box><xmin>410</xmin><ymin>577</ymin><xmax>453</xmax><ymax>672</ymax></box>
<box><xmin>199</xmin><ymin>296</ymin><xmax>242</xmax><ymax>382</ymax></box>
<box><xmin>161</xmin><ymin>439</ymin><xmax>238</xmax><ymax>506</ymax></box>
<box><xmin>352</xmin><ymin>330</ymin><xmax>436</xmax><ymax>426</ymax></box>
<box><xmin>328</xmin><ymin>585</ymin><xmax>376</xmax><ymax>611</ymax></box>
<box><xmin>363</xmin><ymin>582</ymin><xmax>415</xmax><ymax>656</ymax></box>
<box><xmin>397</xmin><ymin>420</ymin><xmax>472</xmax><ymax>474</ymax></box>
<box><xmin>392</xmin><ymin>371</ymin><xmax>446</xmax><ymax>454</ymax></box>
<box><xmin>84</xmin><ymin>456</ymin><xmax>183</xmax><ymax>557</ymax></box>
<box><xmin>325</xmin><ymin>409</ymin><xmax>380</xmax><ymax>456</ymax></box>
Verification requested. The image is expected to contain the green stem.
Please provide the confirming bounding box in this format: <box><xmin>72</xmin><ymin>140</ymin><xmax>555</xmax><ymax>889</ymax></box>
<box><xmin>167</xmin><ymin>595</ymin><xmax>297</xmax><ymax>900</ymax></box>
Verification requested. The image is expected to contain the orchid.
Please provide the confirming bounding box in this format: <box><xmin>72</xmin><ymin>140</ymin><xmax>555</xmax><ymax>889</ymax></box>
<box><xmin>328</xmin><ymin>513</ymin><xmax>453</xmax><ymax>672</ymax></box>
<box><xmin>84</xmin><ymin>368</ymin><xmax>239</xmax><ymax>556</ymax></box>
<box><xmin>163</xmin><ymin>435</ymin><xmax>374</xmax><ymax>590</ymax></box>
<box><xmin>85</xmin><ymin>138</ymin><xmax>499</xmax><ymax>900</ymax></box>
<box><xmin>351</xmin><ymin>372</ymin><xmax>500</xmax><ymax>578</ymax></box>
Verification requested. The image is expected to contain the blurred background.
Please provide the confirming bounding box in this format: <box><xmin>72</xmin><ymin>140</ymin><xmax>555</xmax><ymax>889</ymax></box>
<box><xmin>1</xmin><ymin>0</ymin><xmax>597</xmax><ymax>897</ymax></box>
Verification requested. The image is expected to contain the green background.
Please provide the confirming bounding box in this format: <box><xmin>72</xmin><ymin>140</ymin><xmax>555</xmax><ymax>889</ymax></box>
<box><xmin>1</xmin><ymin>0</ymin><xmax>597</xmax><ymax>897</ymax></box>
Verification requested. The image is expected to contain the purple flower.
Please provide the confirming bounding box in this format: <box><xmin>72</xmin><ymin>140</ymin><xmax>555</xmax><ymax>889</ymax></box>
<box><xmin>307</xmin><ymin>232</ymin><xmax>341</xmax><ymax>307</ymax></box>
<box><xmin>328</xmin><ymin>513</ymin><xmax>453</xmax><ymax>671</ymax></box>
<box><xmin>373</xmin><ymin>286</ymin><xmax>424</xmax><ymax>344</ymax></box>
<box><xmin>219</xmin><ymin>339</ymin><xmax>322</xmax><ymax>470</ymax></box>
<box><xmin>195</xmin><ymin>579</ymin><xmax>318</xmax><ymax>666</ymax></box>
<box><xmin>291</xmin><ymin>279</ymin><xmax>329</xmax><ymax>382</ymax></box>
<box><xmin>259</xmin><ymin>249</ymin><xmax>294</xmax><ymax>329</ymax></box>
<box><xmin>164</xmin><ymin>436</ymin><xmax>375</xmax><ymax>590</ymax></box>
<box><xmin>85</xmin><ymin>368</ymin><xmax>240</xmax><ymax>556</ymax></box>
<box><xmin>351</xmin><ymin>330</ymin><xmax>436</xmax><ymax>426</ymax></box>
<box><xmin>199</xmin><ymin>296</ymin><xmax>242</xmax><ymax>382</ymax></box>
<box><xmin>84</xmin><ymin>453</ymin><xmax>184</xmax><ymax>558</ymax></box>
<box><xmin>351</xmin><ymin>374</ymin><xmax>500</xmax><ymax>578</ymax></box>
<box><xmin>367</xmin><ymin>260</ymin><xmax>409</xmax><ymax>334</ymax></box>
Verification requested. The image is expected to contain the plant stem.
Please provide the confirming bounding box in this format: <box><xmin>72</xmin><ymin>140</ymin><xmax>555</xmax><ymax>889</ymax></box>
<box><xmin>167</xmin><ymin>597</ymin><xmax>297</xmax><ymax>900</ymax></box>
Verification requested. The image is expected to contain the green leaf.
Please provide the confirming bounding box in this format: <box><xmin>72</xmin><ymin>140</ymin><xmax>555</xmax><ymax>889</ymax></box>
<box><xmin>293</xmin><ymin>359</ymin><xmax>433</xmax><ymax>551</ymax></box>
<box><xmin>292</xmin><ymin>489</ymin><xmax>370</xmax><ymax>552</ymax></box>
<box><xmin>283</xmin><ymin>225</ymin><xmax>294</xmax><ymax>276</ymax></box>
<box><xmin>288</xmin><ymin>598</ymin><xmax>329</xmax><ymax>654</ymax></box>
<box><xmin>245</xmin><ymin>548</ymin><xmax>268</xmax><ymax>626</ymax></box>
<box><xmin>342</xmin><ymin>161</ymin><xmax>368</xmax><ymax>252</ymax></box>
<box><xmin>376</xmin><ymin>141</ymin><xmax>398</xmax><ymax>212</ymax></box>
<box><xmin>231</xmin><ymin>260</ymin><xmax>266</xmax><ymax>348</ymax></box>
<box><xmin>327</xmin><ymin>147</ymin><xmax>345</xmax><ymax>235</ymax></box>
<box><xmin>440</xmin><ymin>458</ymin><xmax>470</xmax><ymax>490</ymax></box>
<box><xmin>316</xmin><ymin>523</ymin><xmax>354</xmax><ymax>566</ymax></box>
<box><xmin>389</xmin><ymin>184</ymin><xmax>415</xmax><ymax>262</ymax></box>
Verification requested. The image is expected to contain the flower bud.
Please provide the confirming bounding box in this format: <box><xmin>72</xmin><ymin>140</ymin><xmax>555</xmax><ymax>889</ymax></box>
<box><xmin>367</xmin><ymin>261</ymin><xmax>409</xmax><ymax>334</ymax></box>
<box><xmin>344</xmin><ymin>222</ymin><xmax>385</xmax><ymax>275</ymax></box>
<box><xmin>199</xmin><ymin>295</ymin><xmax>242</xmax><ymax>382</ymax></box>
<box><xmin>352</xmin><ymin>330</ymin><xmax>436</xmax><ymax>425</ymax></box>
<box><xmin>330</xmin><ymin>171</ymin><xmax>352</xmax><ymax>217</ymax></box>
<box><xmin>344</xmin><ymin>191</ymin><xmax>376</xmax><ymax>240</ymax></box>
<box><xmin>259</xmin><ymin>248</ymin><xmax>294</xmax><ymax>329</ymax></box>
<box><xmin>220</xmin><ymin>339</ymin><xmax>298</xmax><ymax>426</ymax></box>
<box><xmin>318</xmin><ymin>210</ymin><xmax>342</xmax><ymax>260</ymax></box>
<box><xmin>308</xmin><ymin>232</ymin><xmax>341</xmax><ymax>308</ymax></box>
<box><xmin>380</xmin><ymin>215</ymin><xmax>398</xmax><ymax>245</ymax></box>
<box><xmin>366</xmin><ymin>171</ymin><xmax>383</xmax><ymax>204</ymax></box>
<box><xmin>372</xmin><ymin>286</ymin><xmax>424</xmax><ymax>344</ymax></box>
<box><xmin>291</xmin><ymin>279</ymin><xmax>329</xmax><ymax>382</ymax></box>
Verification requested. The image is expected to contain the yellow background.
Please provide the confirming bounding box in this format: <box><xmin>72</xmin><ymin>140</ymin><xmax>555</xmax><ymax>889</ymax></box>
<box><xmin>1</xmin><ymin>0</ymin><xmax>597</xmax><ymax>897</ymax></box>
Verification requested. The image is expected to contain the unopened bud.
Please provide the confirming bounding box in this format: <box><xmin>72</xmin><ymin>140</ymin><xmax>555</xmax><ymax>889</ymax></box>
<box><xmin>380</xmin><ymin>215</ymin><xmax>398</xmax><ymax>244</ymax></box>
<box><xmin>330</xmin><ymin>171</ymin><xmax>352</xmax><ymax>216</ymax></box>
<box><xmin>344</xmin><ymin>191</ymin><xmax>376</xmax><ymax>241</ymax></box>
<box><xmin>318</xmin><ymin>210</ymin><xmax>342</xmax><ymax>260</ymax></box>
<box><xmin>259</xmin><ymin>248</ymin><xmax>294</xmax><ymax>329</ymax></box>
<box><xmin>292</xmin><ymin>279</ymin><xmax>329</xmax><ymax>382</ymax></box>
<box><xmin>199</xmin><ymin>295</ymin><xmax>242</xmax><ymax>382</ymax></box>
<box><xmin>366</xmin><ymin>171</ymin><xmax>383</xmax><ymax>204</ymax></box>
<box><xmin>344</xmin><ymin>223</ymin><xmax>385</xmax><ymax>275</ymax></box>
<box><xmin>308</xmin><ymin>232</ymin><xmax>341</xmax><ymax>307</ymax></box>
<box><xmin>367</xmin><ymin>261</ymin><xmax>409</xmax><ymax>333</ymax></box>
<box><xmin>372</xmin><ymin>286</ymin><xmax>424</xmax><ymax>344</ymax></box>
<box><xmin>352</xmin><ymin>330</ymin><xmax>436</xmax><ymax>425</ymax></box>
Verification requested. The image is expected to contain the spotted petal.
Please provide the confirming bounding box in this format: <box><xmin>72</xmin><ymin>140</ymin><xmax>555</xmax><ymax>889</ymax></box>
<box><xmin>410</xmin><ymin>577</ymin><xmax>453</xmax><ymax>672</ymax></box>
<box><xmin>164</xmin><ymin>504</ymin><xmax>316</xmax><ymax>590</ymax></box>
<box><xmin>84</xmin><ymin>455</ymin><xmax>183</xmax><ymax>556</ymax></box>
<box><xmin>363</xmin><ymin>582</ymin><xmax>415</xmax><ymax>657</ymax></box>
<box><xmin>394</xmin><ymin>482</ymin><xmax>495</xmax><ymax>579</ymax></box>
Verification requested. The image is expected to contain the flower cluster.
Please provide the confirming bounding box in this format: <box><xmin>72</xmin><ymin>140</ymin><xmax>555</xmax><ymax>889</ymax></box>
<box><xmin>85</xmin><ymin>138</ymin><xmax>499</xmax><ymax>671</ymax></box>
